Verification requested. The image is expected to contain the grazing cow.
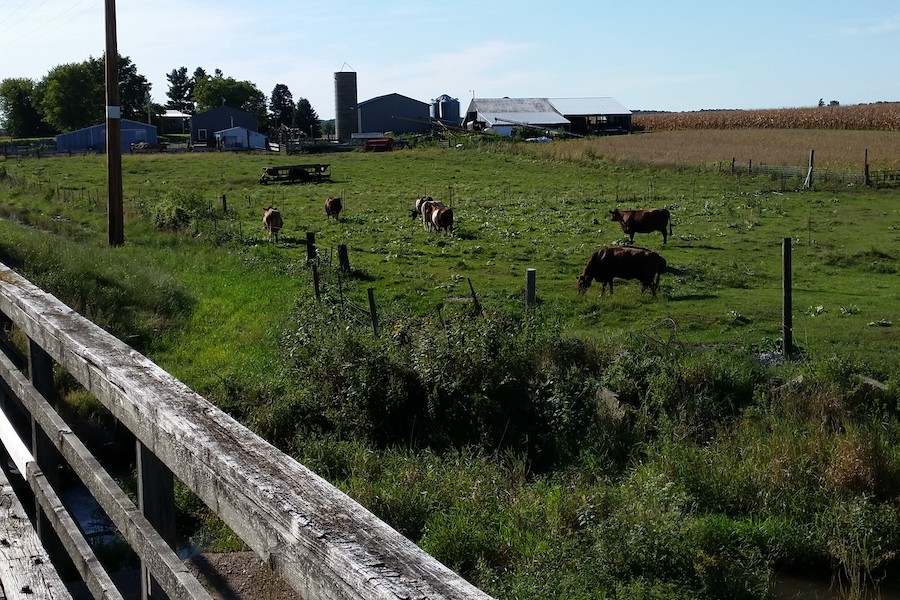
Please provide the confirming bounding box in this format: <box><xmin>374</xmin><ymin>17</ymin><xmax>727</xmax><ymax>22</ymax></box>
<box><xmin>609</xmin><ymin>208</ymin><xmax>672</xmax><ymax>244</ymax></box>
<box><xmin>421</xmin><ymin>200</ymin><xmax>446</xmax><ymax>231</ymax></box>
<box><xmin>262</xmin><ymin>206</ymin><xmax>283</xmax><ymax>243</ymax></box>
<box><xmin>431</xmin><ymin>206</ymin><xmax>454</xmax><ymax>233</ymax></box>
<box><xmin>410</xmin><ymin>195</ymin><xmax>433</xmax><ymax>219</ymax></box>
<box><xmin>324</xmin><ymin>196</ymin><xmax>343</xmax><ymax>220</ymax></box>
<box><xmin>577</xmin><ymin>246</ymin><xmax>666</xmax><ymax>297</ymax></box>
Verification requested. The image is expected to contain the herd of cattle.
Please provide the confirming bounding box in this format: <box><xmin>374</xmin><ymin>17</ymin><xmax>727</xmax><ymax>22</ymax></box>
<box><xmin>262</xmin><ymin>198</ymin><xmax>672</xmax><ymax>298</ymax></box>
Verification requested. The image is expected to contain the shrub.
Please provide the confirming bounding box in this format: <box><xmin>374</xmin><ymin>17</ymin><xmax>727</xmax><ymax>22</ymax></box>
<box><xmin>151</xmin><ymin>187</ymin><xmax>210</xmax><ymax>231</ymax></box>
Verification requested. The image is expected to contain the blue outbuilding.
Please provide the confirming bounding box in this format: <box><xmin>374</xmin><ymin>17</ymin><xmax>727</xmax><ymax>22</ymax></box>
<box><xmin>55</xmin><ymin>119</ymin><xmax>158</xmax><ymax>153</ymax></box>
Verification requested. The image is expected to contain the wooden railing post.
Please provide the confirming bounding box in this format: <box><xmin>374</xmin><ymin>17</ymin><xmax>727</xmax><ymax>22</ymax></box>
<box><xmin>138</xmin><ymin>442</ymin><xmax>176</xmax><ymax>600</ymax></box>
<box><xmin>28</xmin><ymin>339</ymin><xmax>74</xmax><ymax>578</ymax></box>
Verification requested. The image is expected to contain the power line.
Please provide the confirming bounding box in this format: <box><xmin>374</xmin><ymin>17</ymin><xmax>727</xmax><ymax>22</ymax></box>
<box><xmin>0</xmin><ymin>0</ymin><xmax>29</xmax><ymax>28</ymax></box>
<box><xmin>0</xmin><ymin>0</ymin><xmax>99</xmax><ymax>52</ymax></box>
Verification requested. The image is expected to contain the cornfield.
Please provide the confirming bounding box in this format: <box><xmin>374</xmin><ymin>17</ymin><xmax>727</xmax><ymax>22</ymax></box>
<box><xmin>633</xmin><ymin>103</ymin><xmax>900</xmax><ymax>132</ymax></box>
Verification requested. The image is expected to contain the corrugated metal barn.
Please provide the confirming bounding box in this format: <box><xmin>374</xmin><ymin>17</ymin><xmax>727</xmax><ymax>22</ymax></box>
<box><xmin>463</xmin><ymin>98</ymin><xmax>570</xmax><ymax>135</ymax></box>
<box><xmin>549</xmin><ymin>97</ymin><xmax>632</xmax><ymax>135</ymax></box>
<box><xmin>358</xmin><ymin>93</ymin><xmax>431</xmax><ymax>135</ymax></box>
<box><xmin>55</xmin><ymin>119</ymin><xmax>157</xmax><ymax>153</ymax></box>
<box><xmin>463</xmin><ymin>97</ymin><xmax>632</xmax><ymax>135</ymax></box>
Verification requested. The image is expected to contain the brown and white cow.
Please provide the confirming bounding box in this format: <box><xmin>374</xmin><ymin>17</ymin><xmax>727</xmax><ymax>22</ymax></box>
<box><xmin>324</xmin><ymin>196</ymin><xmax>343</xmax><ymax>220</ymax></box>
<box><xmin>410</xmin><ymin>195</ymin><xmax>433</xmax><ymax>219</ymax></box>
<box><xmin>431</xmin><ymin>206</ymin><xmax>454</xmax><ymax>233</ymax></box>
<box><xmin>609</xmin><ymin>208</ymin><xmax>672</xmax><ymax>244</ymax></box>
<box><xmin>262</xmin><ymin>206</ymin><xmax>283</xmax><ymax>243</ymax></box>
<box><xmin>421</xmin><ymin>199</ymin><xmax>446</xmax><ymax>231</ymax></box>
<box><xmin>577</xmin><ymin>246</ymin><xmax>666</xmax><ymax>297</ymax></box>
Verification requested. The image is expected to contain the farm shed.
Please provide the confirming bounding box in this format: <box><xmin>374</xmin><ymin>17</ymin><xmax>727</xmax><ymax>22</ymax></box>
<box><xmin>548</xmin><ymin>97</ymin><xmax>632</xmax><ymax>135</ymax></box>
<box><xmin>463</xmin><ymin>97</ymin><xmax>632</xmax><ymax>135</ymax></box>
<box><xmin>158</xmin><ymin>109</ymin><xmax>190</xmax><ymax>134</ymax></box>
<box><xmin>190</xmin><ymin>105</ymin><xmax>258</xmax><ymax>147</ymax></box>
<box><xmin>214</xmin><ymin>126</ymin><xmax>267</xmax><ymax>150</ymax></box>
<box><xmin>463</xmin><ymin>98</ymin><xmax>570</xmax><ymax>136</ymax></box>
<box><xmin>55</xmin><ymin>119</ymin><xmax>157</xmax><ymax>153</ymax></box>
<box><xmin>358</xmin><ymin>93</ymin><xmax>431</xmax><ymax>135</ymax></box>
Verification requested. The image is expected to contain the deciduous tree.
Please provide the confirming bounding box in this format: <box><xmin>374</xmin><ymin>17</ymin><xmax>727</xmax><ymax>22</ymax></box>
<box><xmin>0</xmin><ymin>77</ymin><xmax>51</xmax><ymax>137</ymax></box>
<box><xmin>34</xmin><ymin>54</ymin><xmax>149</xmax><ymax>132</ymax></box>
<box><xmin>192</xmin><ymin>70</ymin><xmax>267</xmax><ymax>129</ymax></box>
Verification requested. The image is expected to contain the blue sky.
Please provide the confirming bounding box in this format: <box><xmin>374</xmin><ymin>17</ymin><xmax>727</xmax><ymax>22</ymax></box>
<box><xmin>1</xmin><ymin>0</ymin><xmax>898</xmax><ymax>120</ymax></box>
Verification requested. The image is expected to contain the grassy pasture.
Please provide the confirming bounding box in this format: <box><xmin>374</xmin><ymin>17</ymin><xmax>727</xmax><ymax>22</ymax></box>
<box><xmin>1</xmin><ymin>131</ymin><xmax>900</xmax><ymax>599</ymax></box>
<box><xmin>2</xmin><ymin>134</ymin><xmax>897</xmax><ymax>373</ymax></box>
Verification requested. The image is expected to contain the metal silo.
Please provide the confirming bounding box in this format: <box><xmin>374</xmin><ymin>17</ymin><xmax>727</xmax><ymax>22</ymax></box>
<box><xmin>334</xmin><ymin>71</ymin><xmax>358</xmax><ymax>143</ymax></box>
<box><xmin>435</xmin><ymin>94</ymin><xmax>460</xmax><ymax>124</ymax></box>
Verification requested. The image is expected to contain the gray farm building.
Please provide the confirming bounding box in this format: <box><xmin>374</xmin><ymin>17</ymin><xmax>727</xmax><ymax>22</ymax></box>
<box><xmin>190</xmin><ymin>106</ymin><xmax>258</xmax><ymax>147</ymax></box>
<box><xmin>358</xmin><ymin>93</ymin><xmax>431</xmax><ymax>135</ymax></box>
<box><xmin>55</xmin><ymin>119</ymin><xmax>157</xmax><ymax>153</ymax></box>
<box><xmin>463</xmin><ymin>97</ymin><xmax>632</xmax><ymax>135</ymax></box>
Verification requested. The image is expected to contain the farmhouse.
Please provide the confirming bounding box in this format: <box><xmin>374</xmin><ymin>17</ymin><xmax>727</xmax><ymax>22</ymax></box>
<box><xmin>357</xmin><ymin>93</ymin><xmax>431</xmax><ymax>135</ymax></box>
<box><xmin>463</xmin><ymin>97</ymin><xmax>632</xmax><ymax>136</ymax></box>
<box><xmin>55</xmin><ymin>119</ymin><xmax>158</xmax><ymax>153</ymax></box>
<box><xmin>190</xmin><ymin>105</ymin><xmax>258</xmax><ymax>147</ymax></box>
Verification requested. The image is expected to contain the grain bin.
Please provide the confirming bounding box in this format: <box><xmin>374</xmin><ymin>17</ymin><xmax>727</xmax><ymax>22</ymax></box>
<box><xmin>334</xmin><ymin>71</ymin><xmax>358</xmax><ymax>143</ymax></box>
<box><xmin>432</xmin><ymin>94</ymin><xmax>460</xmax><ymax>125</ymax></box>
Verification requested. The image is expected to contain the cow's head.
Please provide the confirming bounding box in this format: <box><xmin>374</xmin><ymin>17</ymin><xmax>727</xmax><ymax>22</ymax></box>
<box><xmin>576</xmin><ymin>274</ymin><xmax>592</xmax><ymax>294</ymax></box>
<box><xmin>608</xmin><ymin>209</ymin><xmax>622</xmax><ymax>222</ymax></box>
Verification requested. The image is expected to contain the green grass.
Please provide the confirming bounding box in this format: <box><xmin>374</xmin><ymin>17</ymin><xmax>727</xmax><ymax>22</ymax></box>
<box><xmin>2</xmin><ymin>140</ymin><xmax>900</xmax><ymax>599</ymax></box>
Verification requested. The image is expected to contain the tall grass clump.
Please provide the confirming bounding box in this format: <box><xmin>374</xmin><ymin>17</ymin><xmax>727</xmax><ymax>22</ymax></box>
<box><xmin>0</xmin><ymin>220</ymin><xmax>193</xmax><ymax>349</ymax></box>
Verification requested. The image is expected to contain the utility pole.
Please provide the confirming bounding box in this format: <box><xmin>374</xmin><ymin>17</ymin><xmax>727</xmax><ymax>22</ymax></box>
<box><xmin>105</xmin><ymin>0</ymin><xmax>124</xmax><ymax>246</ymax></box>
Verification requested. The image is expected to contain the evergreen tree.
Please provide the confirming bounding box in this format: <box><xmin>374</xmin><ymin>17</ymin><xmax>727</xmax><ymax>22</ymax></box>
<box><xmin>269</xmin><ymin>84</ymin><xmax>295</xmax><ymax>128</ymax></box>
<box><xmin>292</xmin><ymin>98</ymin><xmax>321</xmax><ymax>138</ymax></box>
<box><xmin>165</xmin><ymin>67</ymin><xmax>194</xmax><ymax>114</ymax></box>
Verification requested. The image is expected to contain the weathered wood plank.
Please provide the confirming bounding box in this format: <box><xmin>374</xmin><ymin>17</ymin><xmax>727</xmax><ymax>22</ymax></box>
<box><xmin>0</xmin><ymin>342</ymin><xmax>212</xmax><ymax>600</ymax></box>
<box><xmin>0</xmin><ymin>263</ymin><xmax>495</xmax><ymax>600</ymax></box>
<box><xmin>0</xmin><ymin>448</ymin><xmax>72</xmax><ymax>599</ymax></box>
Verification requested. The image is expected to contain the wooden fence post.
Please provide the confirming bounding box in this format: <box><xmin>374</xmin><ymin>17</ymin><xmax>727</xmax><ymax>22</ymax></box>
<box><xmin>338</xmin><ymin>243</ymin><xmax>351</xmax><ymax>273</ymax></box>
<box><xmin>138</xmin><ymin>442</ymin><xmax>176</xmax><ymax>600</ymax></box>
<box><xmin>864</xmin><ymin>148</ymin><xmax>871</xmax><ymax>186</ymax></box>
<box><xmin>468</xmin><ymin>278</ymin><xmax>482</xmax><ymax>315</ymax></box>
<box><xmin>367</xmin><ymin>288</ymin><xmax>379</xmax><ymax>337</ymax></box>
<box><xmin>803</xmin><ymin>149</ymin><xmax>815</xmax><ymax>189</ymax></box>
<box><xmin>783</xmin><ymin>237</ymin><xmax>793</xmax><ymax>360</ymax></box>
<box><xmin>221</xmin><ymin>194</ymin><xmax>227</xmax><ymax>214</ymax></box>
<box><xmin>526</xmin><ymin>268</ymin><xmax>536</xmax><ymax>307</ymax></box>
<box><xmin>306</xmin><ymin>232</ymin><xmax>317</xmax><ymax>262</ymax></box>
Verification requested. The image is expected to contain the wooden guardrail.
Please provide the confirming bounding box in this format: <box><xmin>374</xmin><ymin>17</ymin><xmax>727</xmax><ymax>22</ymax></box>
<box><xmin>0</xmin><ymin>263</ymin><xmax>495</xmax><ymax>600</ymax></box>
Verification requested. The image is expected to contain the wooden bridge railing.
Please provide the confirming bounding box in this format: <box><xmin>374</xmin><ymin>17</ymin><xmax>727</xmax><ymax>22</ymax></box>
<box><xmin>0</xmin><ymin>263</ymin><xmax>495</xmax><ymax>600</ymax></box>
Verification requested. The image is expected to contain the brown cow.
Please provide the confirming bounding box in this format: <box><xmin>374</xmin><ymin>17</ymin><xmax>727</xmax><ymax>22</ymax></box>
<box><xmin>325</xmin><ymin>196</ymin><xmax>343</xmax><ymax>220</ymax></box>
<box><xmin>262</xmin><ymin>206</ymin><xmax>283</xmax><ymax>243</ymax></box>
<box><xmin>431</xmin><ymin>206</ymin><xmax>454</xmax><ymax>233</ymax></box>
<box><xmin>609</xmin><ymin>208</ymin><xmax>672</xmax><ymax>244</ymax></box>
<box><xmin>577</xmin><ymin>246</ymin><xmax>666</xmax><ymax>297</ymax></box>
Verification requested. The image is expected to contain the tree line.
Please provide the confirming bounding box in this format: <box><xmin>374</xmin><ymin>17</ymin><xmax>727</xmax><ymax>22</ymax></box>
<box><xmin>0</xmin><ymin>54</ymin><xmax>321</xmax><ymax>139</ymax></box>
